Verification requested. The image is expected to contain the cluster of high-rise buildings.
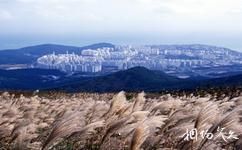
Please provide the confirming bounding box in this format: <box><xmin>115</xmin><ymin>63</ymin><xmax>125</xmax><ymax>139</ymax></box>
<box><xmin>36</xmin><ymin>45</ymin><xmax>242</xmax><ymax>73</ymax></box>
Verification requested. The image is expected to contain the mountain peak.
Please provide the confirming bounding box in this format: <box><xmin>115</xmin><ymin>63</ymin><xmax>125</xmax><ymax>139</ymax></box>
<box><xmin>82</xmin><ymin>42</ymin><xmax>115</xmax><ymax>49</ymax></box>
<box><xmin>56</xmin><ymin>67</ymin><xmax>182</xmax><ymax>92</ymax></box>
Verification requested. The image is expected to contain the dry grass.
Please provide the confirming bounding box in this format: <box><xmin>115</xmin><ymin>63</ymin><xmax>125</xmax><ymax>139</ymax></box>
<box><xmin>0</xmin><ymin>91</ymin><xmax>242</xmax><ymax>150</ymax></box>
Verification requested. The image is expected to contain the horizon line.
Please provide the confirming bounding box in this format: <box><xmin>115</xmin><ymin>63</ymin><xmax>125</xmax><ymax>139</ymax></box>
<box><xmin>1</xmin><ymin>42</ymin><xmax>241</xmax><ymax>52</ymax></box>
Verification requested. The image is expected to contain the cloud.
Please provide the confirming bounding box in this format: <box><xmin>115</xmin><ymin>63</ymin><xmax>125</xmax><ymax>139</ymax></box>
<box><xmin>0</xmin><ymin>0</ymin><xmax>242</xmax><ymax>50</ymax></box>
<box><xmin>1</xmin><ymin>0</ymin><xmax>242</xmax><ymax>31</ymax></box>
<box><xmin>0</xmin><ymin>10</ymin><xmax>13</xmax><ymax>20</ymax></box>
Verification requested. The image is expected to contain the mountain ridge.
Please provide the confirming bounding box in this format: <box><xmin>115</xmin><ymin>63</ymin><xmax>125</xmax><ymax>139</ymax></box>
<box><xmin>1</xmin><ymin>67</ymin><xmax>241</xmax><ymax>92</ymax></box>
<box><xmin>54</xmin><ymin>66</ymin><xmax>184</xmax><ymax>92</ymax></box>
<box><xmin>0</xmin><ymin>43</ymin><xmax>115</xmax><ymax>64</ymax></box>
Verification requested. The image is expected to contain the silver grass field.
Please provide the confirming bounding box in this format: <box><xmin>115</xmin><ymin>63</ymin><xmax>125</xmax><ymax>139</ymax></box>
<box><xmin>0</xmin><ymin>91</ymin><xmax>242</xmax><ymax>150</ymax></box>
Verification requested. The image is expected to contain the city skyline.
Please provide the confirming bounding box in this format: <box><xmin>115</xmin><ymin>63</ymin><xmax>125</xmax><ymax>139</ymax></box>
<box><xmin>36</xmin><ymin>45</ymin><xmax>242</xmax><ymax>78</ymax></box>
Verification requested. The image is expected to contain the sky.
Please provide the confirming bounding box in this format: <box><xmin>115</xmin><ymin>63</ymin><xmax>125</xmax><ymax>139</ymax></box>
<box><xmin>0</xmin><ymin>0</ymin><xmax>242</xmax><ymax>51</ymax></box>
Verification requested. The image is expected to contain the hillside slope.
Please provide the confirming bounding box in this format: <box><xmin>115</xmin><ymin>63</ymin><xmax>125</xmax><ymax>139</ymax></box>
<box><xmin>0</xmin><ymin>67</ymin><xmax>242</xmax><ymax>92</ymax></box>
<box><xmin>55</xmin><ymin>67</ymin><xmax>186</xmax><ymax>92</ymax></box>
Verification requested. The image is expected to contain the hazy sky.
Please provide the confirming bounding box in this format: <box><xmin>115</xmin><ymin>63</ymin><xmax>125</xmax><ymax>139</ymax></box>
<box><xmin>1</xmin><ymin>0</ymin><xmax>242</xmax><ymax>51</ymax></box>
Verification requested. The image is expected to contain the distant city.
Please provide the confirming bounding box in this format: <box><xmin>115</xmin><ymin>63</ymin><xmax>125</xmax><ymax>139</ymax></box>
<box><xmin>36</xmin><ymin>45</ymin><xmax>242</xmax><ymax>76</ymax></box>
<box><xmin>1</xmin><ymin>43</ymin><xmax>242</xmax><ymax>91</ymax></box>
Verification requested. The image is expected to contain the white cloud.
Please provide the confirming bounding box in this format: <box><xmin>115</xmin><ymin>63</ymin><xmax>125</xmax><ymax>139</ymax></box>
<box><xmin>5</xmin><ymin>0</ymin><xmax>242</xmax><ymax>30</ymax></box>
<box><xmin>0</xmin><ymin>10</ymin><xmax>13</xmax><ymax>20</ymax></box>
<box><xmin>0</xmin><ymin>0</ymin><xmax>242</xmax><ymax>49</ymax></box>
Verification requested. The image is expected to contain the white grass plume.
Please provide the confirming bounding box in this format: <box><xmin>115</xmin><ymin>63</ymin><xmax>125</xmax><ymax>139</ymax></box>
<box><xmin>130</xmin><ymin>123</ymin><xmax>150</xmax><ymax>150</ymax></box>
